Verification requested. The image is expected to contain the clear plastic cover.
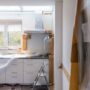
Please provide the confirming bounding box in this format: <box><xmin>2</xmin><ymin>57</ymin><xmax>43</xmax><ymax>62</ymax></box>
<box><xmin>79</xmin><ymin>8</ymin><xmax>90</xmax><ymax>90</ymax></box>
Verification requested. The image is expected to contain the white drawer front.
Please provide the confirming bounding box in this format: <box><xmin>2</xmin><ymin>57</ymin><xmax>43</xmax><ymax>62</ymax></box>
<box><xmin>6</xmin><ymin>62</ymin><xmax>23</xmax><ymax>84</ymax></box>
<box><xmin>0</xmin><ymin>71</ymin><xmax>5</xmax><ymax>83</ymax></box>
<box><xmin>24</xmin><ymin>60</ymin><xmax>43</xmax><ymax>71</ymax></box>
<box><xmin>6</xmin><ymin>71</ymin><xmax>23</xmax><ymax>83</ymax></box>
<box><xmin>6</xmin><ymin>62</ymin><xmax>23</xmax><ymax>71</ymax></box>
<box><xmin>24</xmin><ymin>72</ymin><xmax>35</xmax><ymax>84</ymax></box>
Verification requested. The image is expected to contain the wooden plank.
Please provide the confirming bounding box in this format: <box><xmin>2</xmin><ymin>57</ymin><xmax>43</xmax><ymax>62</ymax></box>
<box><xmin>71</xmin><ymin>0</ymin><xmax>82</xmax><ymax>63</ymax></box>
<box><xmin>70</xmin><ymin>63</ymin><xmax>79</xmax><ymax>90</ymax></box>
<box><xmin>70</xmin><ymin>0</ymin><xmax>82</xmax><ymax>90</ymax></box>
<box><xmin>49</xmin><ymin>34</ymin><xmax>54</xmax><ymax>85</ymax></box>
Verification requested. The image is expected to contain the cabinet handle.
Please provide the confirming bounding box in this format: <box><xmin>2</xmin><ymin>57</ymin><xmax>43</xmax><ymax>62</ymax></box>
<box><xmin>12</xmin><ymin>72</ymin><xmax>17</xmax><ymax>74</ymax></box>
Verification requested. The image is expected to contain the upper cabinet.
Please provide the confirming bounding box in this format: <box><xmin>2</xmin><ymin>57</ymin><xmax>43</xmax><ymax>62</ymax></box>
<box><xmin>22</xmin><ymin>12</ymin><xmax>36</xmax><ymax>31</ymax></box>
<box><xmin>22</xmin><ymin>11</ymin><xmax>53</xmax><ymax>32</ymax></box>
<box><xmin>42</xmin><ymin>12</ymin><xmax>53</xmax><ymax>31</ymax></box>
<box><xmin>0</xmin><ymin>6</ymin><xmax>54</xmax><ymax>32</ymax></box>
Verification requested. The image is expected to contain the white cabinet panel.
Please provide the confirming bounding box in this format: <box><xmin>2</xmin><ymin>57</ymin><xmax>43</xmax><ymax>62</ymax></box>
<box><xmin>0</xmin><ymin>58</ymin><xmax>49</xmax><ymax>84</ymax></box>
<box><xmin>43</xmin><ymin>13</ymin><xmax>53</xmax><ymax>30</ymax></box>
<box><xmin>6</xmin><ymin>60</ymin><xmax>23</xmax><ymax>84</ymax></box>
<box><xmin>0</xmin><ymin>59</ymin><xmax>7</xmax><ymax>84</ymax></box>
<box><xmin>22</xmin><ymin>12</ymin><xmax>35</xmax><ymax>31</ymax></box>
<box><xmin>24</xmin><ymin>60</ymin><xmax>43</xmax><ymax>71</ymax></box>
<box><xmin>23</xmin><ymin>72</ymin><xmax>35</xmax><ymax>84</ymax></box>
<box><xmin>23</xmin><ymin>59</ymin><xmax>49</xmax><ymax>84</ymax></box>
<box><xmin>0</xmin><ymin>70</ymin><xmax>6</xmax><ymax>83</ymax></box>
<box><xmin>23</xmin><ymin>59</ymin><xmax>43</xmax><ymax>84</ymax></box>
<box><xmin>6</xmin><ymin>72</ymin><xmax>23</xmax><ymax>84</ymax></box>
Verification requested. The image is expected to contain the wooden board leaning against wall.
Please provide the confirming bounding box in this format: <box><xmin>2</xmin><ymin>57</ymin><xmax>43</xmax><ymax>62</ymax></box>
<box><xmin>70</xmin><ymin>0</ymin><xmax>82</xmax><ymax>90</ymax></box>
<box><xmin>49</xmin><ymin>32</ymin><xmax>54</xmax><ymax>86</ymax></box>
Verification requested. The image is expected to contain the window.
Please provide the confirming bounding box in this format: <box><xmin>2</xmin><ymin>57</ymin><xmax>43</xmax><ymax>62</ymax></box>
<box><xmin>0</xmin><ymin>24</ymin><xmax>22</xmax><ymax>49</ymax></box>
<box><xmin>0</xmin><ymin>25</ymin><xmax>4</xmax><ymax>46</ymax></box>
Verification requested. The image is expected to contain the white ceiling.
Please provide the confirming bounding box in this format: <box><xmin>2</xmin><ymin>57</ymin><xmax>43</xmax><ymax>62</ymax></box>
<box><xmin>0</xmin><ymin>0</ymin><xmax>55</xmax><ymax>5</ymax></box>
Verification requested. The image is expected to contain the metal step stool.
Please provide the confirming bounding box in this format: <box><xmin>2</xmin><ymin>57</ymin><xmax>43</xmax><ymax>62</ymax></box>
<box><xmin>32</xmin><ymin>62</ymin><xmax>49</xmax><ymax>90</ymax></box>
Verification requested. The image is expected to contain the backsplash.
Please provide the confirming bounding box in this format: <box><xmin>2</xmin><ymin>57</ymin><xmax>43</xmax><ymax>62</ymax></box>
<box><xmin>27</xmin><ymin>33</ymin><xmax>49</xmax><ymax>55</ymax></box>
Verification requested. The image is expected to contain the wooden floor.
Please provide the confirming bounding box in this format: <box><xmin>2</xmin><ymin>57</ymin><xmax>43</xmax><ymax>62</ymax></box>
<box><xmin>0</xmin><ymin>85</ymin><xmax>32</xmax><ymax>90</ymax></box>
<box><xmin>0</xmin><ymin>85</ymin><xmax>52</xmax><ymax>90</ymax></box>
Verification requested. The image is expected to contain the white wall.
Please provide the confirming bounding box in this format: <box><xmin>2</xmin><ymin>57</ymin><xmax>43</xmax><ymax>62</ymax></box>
<box><xmin>63</xmin><ymin>0</ymin><xmax>77</xmax><ymax>90</ymax></box>
<box><xmin>0</xmin><ymin>0</ymin><xmax>54</xmax><ymax>5</ymax></box>
<box><xmin>54</xmin><ymin>1</ymin><xmax>63</xmax><ymax>90</ymax></box>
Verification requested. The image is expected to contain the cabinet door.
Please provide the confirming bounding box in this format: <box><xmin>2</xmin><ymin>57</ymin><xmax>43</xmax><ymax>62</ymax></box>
<box><xmin>0</xmin><ymin>59</ymin><xmax>8</xmax><ymax>84</ymax></box>
<box><xmin>23</xmin><ymin>59</ymin><xmax>49</xmax><ymax>84</ymax></box>
<box><xmin>6</xmin><ymin>59</ymin><xmax>23</xmax><ymax>84</ymax></box>
<box><xmin>43</xmin><ymin>12</ymin><xmax>53</xmax><ymax>31</ymax></box>
<box><xmin>0</xmin><ymin>70</ymin><xmax>6</xmax><ymax>84</ymax></box>
<box><xmin>22</xmin><ymin>12</ymin><xmax>35</xmax><ymax>31</ymax></box>
<box><xmin>23</xmin><ymin>59</ymin><xmax>43</xmax><ymax>84</ymax></box>
<box><xmin>23</xmin><ymin>71</ymin><xmax>35</xmax><ymax>84</ymax></box>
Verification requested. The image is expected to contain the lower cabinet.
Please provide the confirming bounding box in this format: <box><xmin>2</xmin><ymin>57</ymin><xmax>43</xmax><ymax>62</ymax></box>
<box><xmin>0</xmin><ymin>59</ymin><xmax>9</xmax><ymax>84</ymax></box>
<box><xmin>23</xmin><ymin>59</ymin><xmax>44</xmax><ymax>84</ymax></box>
<box><xmin>0</xmin><ymin>71</ymin><xmax>6</xmax><ymax>84</ymax></box>
<box><xmin>0</xmin><ymin>59</ymin><xmax>49</xmax><ymax>85</ymax></box>
<box><xmin>6</xmin><ymin>59</ymin><xmax>23</xmax><ymax>84</ymax></box>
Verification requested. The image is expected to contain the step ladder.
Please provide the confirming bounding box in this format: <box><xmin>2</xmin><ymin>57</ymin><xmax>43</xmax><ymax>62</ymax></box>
<box><xmin>32</xmin><ymin>62</ymin><xmax>49</xmax><ymax>90</ymax></box>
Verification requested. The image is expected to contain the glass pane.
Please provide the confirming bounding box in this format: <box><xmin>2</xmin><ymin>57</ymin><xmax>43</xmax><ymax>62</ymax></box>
<box><xmin>8</xmin><ymin>31</ymin><xmax>21</xmax><ymax>46</ymax></box>
<box><xmin>0</xmin><ymin>25</ymin><xmax>4</xmax><ymax>47</ymax></box>
<box><xmin>8</xmin><ymin>25</ymin><xmax>21</xmax><ymax>47</ymax></box>
<box><xmin>0</xmin><ymin>32</ymin><xmax>4</xmax><ymax>46</ymax></box>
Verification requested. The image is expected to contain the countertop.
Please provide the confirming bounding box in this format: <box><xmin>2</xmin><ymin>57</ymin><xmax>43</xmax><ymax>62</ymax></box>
<box><xmin>0</xmin><ymin>54</ymin><xmax>49</xmax><ymax>59</ymax></box>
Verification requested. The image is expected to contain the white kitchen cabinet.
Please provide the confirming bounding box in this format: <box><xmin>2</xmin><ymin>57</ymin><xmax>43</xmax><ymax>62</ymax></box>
<box><xmin>0</xmin><ymin>71</ymin><xmax>6</xmax><ymax>84</ymax></box>
<box><xmin>0</xmin><ymin>59</ymin><xmax>7</xmax><ymax>84</ymax></box>
<box><xmin>0</xmin><ymin>58</ymin><xmax>49</xmax><ymax>85</ymax></box>
<box><xmin>22</xmin><ymin>12</ymin><xmax>36</xmax><ymax>31</ymax></box>
<box><xmin>23</xmin><ymin>59</ymin><xmax>44</xmax><ymax>84</ymax></box>
<box><xmin>43</xmin><ymin>12</ymin><xmax>53</xmax><ymax>31</ymax></box>
<box><xmin>6</xmin><ymin>59</ymin><xmax>23</xmax><ymax>84</ymax></box>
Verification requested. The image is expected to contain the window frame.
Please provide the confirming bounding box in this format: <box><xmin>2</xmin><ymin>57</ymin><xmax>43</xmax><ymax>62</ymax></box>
<box><xmin>0</xmin><ymin>24</ymin><xmax>22</xmax><ymax>50</ymax></box>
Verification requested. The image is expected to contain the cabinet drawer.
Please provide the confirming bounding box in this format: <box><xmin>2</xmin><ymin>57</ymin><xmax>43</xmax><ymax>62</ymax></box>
<box><xmin>0</xmin><ymin>71</ymin><xmax>5</xmax><ymax>83</ymax></box>
<box><xmin>6</xmin><ymin>62</ymin><xmax>23</xmax><ymax>71</ymax></box>
<box><xmin>24</xmin><ymin>60</ymin><xmax>43</xmax><ymax>71</ymax></box>
<box><xmin>24</xmin><ymin>72</ymin><xmax>35</xmax><ymax>84</ymax></box>
<box><xmin>6</xmin><ymin>71</ymin><xmax>23</xmax><ymax>83</ymax></box>
<box><xmin>6</xmin><ymin>61</ymin><xmax>23</xmax><ymax>84</ymax></box>
<box><xmin>24</xmin><ymin>59</ymin><xmax>43</xmax><ymax>64</ymax></box>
